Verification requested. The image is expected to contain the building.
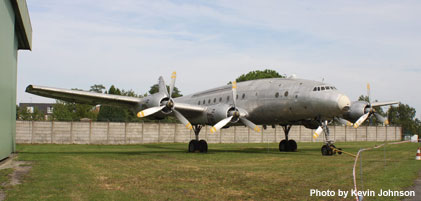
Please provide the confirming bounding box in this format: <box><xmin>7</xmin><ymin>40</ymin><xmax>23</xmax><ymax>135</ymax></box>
<box><xmin>19</xmin><ymin>103</ymin><xmax>55</xmax><ymax>120</ymax></box>
<box><xmin>0</xmin><ymin>0</ymin><xmax>32</xmax><ymax>160</ymax></box>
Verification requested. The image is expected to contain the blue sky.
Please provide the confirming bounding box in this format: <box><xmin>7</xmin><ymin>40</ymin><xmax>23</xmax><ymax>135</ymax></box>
<box><xmin>18</xmin><ymin>0</ymin><xmax>421</xmax><ymax>118</ymax></box>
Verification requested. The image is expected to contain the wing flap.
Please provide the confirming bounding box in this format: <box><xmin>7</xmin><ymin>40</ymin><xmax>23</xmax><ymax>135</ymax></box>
<box><xmin>26</xmin><ymin>85</ymin><xmax>142</xmax><ymax>108</ymax></box>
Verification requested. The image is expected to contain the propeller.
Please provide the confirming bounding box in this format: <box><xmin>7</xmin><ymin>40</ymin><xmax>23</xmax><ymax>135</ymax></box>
<box><xmin>210</xmin><ymin>81</ymin><xmax>261</xmax><ymax>133</ymax></box>
<box><xmin>353</xmin><ymin>83</ymin><xmax>390</xmax><ymax>128</ymax></box>
<box><xmin>136</xmin><ymin>72</ymin><xmax>193</xmax><ymax>130</ymax></box>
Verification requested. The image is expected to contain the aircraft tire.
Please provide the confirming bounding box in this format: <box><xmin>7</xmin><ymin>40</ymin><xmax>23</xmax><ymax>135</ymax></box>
<box><xmin>188</xmin><ymin>140</ymin><xmax>198</xmax><ymax>152</ymax></box>
<box><xmin>321</xmin><ymin>145</ymin><xmax>328</xmax><ymax>156</ymax></box>
<box><xmin>286</xmin><ymin>140</ymin><xmax>297</xmax><ymax>152</ymax></box>
<box><xmin>279</xmin><ymin>140</ymin><xmax>287</xmax><ymax>152</ymax></box>
<box><xmin>199</xmin><ymin>140</ymin><xmax>208</xmax><ymax>153</ymax></box>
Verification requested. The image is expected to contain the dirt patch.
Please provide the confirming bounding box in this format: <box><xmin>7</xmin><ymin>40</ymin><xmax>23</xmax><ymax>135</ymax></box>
<box><xmin>0</xmin><ymin>158</ymin><xmax>32</xmax><ymax>201</ymax></box>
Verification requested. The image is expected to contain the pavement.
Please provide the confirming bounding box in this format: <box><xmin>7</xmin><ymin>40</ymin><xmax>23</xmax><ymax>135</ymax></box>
<box><xmin>404</xmin><ymin>171</ymin><xmax>421</xmax><ymax>201</ymax></box>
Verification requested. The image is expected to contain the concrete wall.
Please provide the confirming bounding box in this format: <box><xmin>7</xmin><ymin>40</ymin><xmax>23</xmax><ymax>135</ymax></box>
<box><xmin>16</xmin><ymin>121</ymin><xmax>402</xmax><ymax>144</ymax></box>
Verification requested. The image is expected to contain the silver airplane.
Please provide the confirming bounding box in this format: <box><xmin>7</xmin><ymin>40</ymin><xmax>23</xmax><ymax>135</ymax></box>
<box><xmin>26</xmin><ymin>72</ymin><xmax>399</xmax><ymax>155</ymax></box>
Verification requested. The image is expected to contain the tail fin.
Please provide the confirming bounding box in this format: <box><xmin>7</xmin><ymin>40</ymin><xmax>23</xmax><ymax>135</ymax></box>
<box><xmin>158</xmin><ymin>76</ymin><xmax>169</xmax><ymax>96</ymax></box>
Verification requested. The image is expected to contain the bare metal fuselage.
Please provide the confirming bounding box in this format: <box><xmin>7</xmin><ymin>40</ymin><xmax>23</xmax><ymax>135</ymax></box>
<box><xmin>174</xmin><ymin>78</ymin><xmax>349</xmax><ymax>126</ymax></box>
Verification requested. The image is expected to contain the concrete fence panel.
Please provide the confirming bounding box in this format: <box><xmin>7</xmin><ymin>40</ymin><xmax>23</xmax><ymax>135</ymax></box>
<box><xmin>15</xmin><ymin>121</ymin><xmax>402</xmax><ymax>144</ymax></box>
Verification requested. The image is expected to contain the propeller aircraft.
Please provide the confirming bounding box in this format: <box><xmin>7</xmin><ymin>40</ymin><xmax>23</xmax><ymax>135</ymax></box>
<box><xmin>26</xmin><ymin>72</ymin><xmax>398</xmax><ymax>155</ymax></box>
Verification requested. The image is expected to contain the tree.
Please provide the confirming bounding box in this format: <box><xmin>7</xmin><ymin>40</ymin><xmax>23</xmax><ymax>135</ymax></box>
<box><xmin>90</xmin><ymin>84</ymin><xmax>106</xmax><ymax>93</ymax></box>
<box><xmin>233</xmin><ymin>69</ymin><xmax>286</xmax><ymax>83</ymax></box>
<box><xmin>17</xmin><ymin>106</ymin><xmax>45</xmax><ymax>121</ymax></box>
<box><xmin>97</xmin><ymin>85</ymin><xmax>129</xmax><ymax>122</ymax></box>
<box><xmin>148</xmin><ymin>84</ymin><xmax>182</xmax><ymax>98</ymax></box>
<box><xmin>387</xmin><ymin>103</ymin><xmax>418</xmax><ymax>135</ymax></box>
<box><xmin>52</xmin><ymin>100</ymin><xmax>97</xmax><ymax>121</ymax></box>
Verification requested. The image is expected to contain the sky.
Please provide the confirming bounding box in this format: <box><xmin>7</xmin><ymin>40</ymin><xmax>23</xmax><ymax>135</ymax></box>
<box><xmin>18</xmin><ymin>0</ymin><xmax>421</xmax><ymax>118</ymax></box>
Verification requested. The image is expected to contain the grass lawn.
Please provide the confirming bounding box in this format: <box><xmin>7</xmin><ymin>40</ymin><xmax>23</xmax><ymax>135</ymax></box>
<box><xmin>1</xmin><ymin>142</ymin><xmax>420</xmax><ymax>201</ymax></box>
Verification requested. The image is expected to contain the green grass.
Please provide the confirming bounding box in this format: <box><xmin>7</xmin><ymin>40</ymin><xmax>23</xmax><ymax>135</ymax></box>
<box><xmin>3</xmin><ymin>142</ymin><xmax>421</xmax><ymax>201</ymax></box>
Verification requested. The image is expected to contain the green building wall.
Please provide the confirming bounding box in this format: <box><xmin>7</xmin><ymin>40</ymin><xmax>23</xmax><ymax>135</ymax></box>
<box><xmin>0</xmin><ymin>0</ymin><xmax>31</xmax><ymax>161</ymax></box>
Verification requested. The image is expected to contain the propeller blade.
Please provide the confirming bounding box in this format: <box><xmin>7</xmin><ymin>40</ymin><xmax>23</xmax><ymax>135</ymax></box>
<box><xmin>137</xmin><ymin>106</ymin><xmax>165</xmax><ymax>118</ymax></box>
<box><xmin>232</xmin><ymin>80</ymin><xmax>237</xmax><ymax>107</ymax></box>
<box><xmin>374</xmin><ymin>113</ymin><xmax>389</xmax><ymax>125</ymax></box>
<box><xmin>240</xmin><ymin>117</ymin><xmax>261</xmax><ymax>133</ymax></box>
<box><xmin>169</xmin><ymin>71</ymin><xmax>176</xmax><ymax>97</ymax></box>
<box><xmin>313</xmin><ymin>126</ymin><xmax>323</xmax><ymax>139</ymax></box>
<box><xmin>173</xmin><ymin>109</ymin><xmax>193</xmax><ymax>130</ymax></box>
<box><xmin>367</xmin><ymin>83</ymin><xmax>371</xmax><ymax>105</ymax></box>
<box><xmin>353</xmin><ymin>113</ymin><xmax>370</xmax><ymax>128</ymax></box>
<box><xmin>210</xmin><ymin>116</ymin><xmax>233</xmax><ymax>133</ymax></box>
<box><xmin>334</xmin><ymin>117</ymin><xmax>353</xmax><ymax>127</ymax></box>
<box><xmin>158</xmin><ymin>76</ymin><xmax>169</xmax><ymax>97</ymax></box>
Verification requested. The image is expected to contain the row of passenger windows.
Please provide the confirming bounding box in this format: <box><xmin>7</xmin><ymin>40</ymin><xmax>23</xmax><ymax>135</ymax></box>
<box><xmin>197</xmin><ymin>94</ymin><xmax>246</xmax><ymax>105</ymax></box>
<box><xmin>197</xmin><ymin>91</ymin><xmax>292</xmax><ymax>105</ymax></box>
<box><xmin>313</xmin><ymin>86</ymin><xmax>337</xmax><ymax>91</ymax></box>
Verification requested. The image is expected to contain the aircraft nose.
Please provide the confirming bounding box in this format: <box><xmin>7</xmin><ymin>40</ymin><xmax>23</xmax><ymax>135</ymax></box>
<box><xmin>338</xmin><ymin>95</ymin><xmax>351</xmax><ymax>112</ymax></box>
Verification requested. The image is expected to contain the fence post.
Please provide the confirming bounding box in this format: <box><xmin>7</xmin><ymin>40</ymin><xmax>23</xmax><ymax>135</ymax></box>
<box><xmin>70</xmin><ymin>121</ymin><xmax>74</xmax><ymax>144</ymax></box>
<box><xmin>219</xmin><ymin>127</ymin><xmax>222</xmax><ymax>143</ymax></box>
<box><xmin>366</xmin><ymin>126</ymin><xmax>368</xmax><ymax>141</ymax></box>
<box><xmin>31</xmin><ymin>121</ymin><xmax>34</xmax><ymax>144</ymax></box>
<box><xmin>385</xmin><ymin>126</ymin><xmax>388</xmax><ymax>141</ymax></box>
<box><xmin>173</xmin><ymin>124</ymin><xmax>177</xmax><ymax>143</ymax></box>
<box><xmin>345</xmin><ymin>126</ymin><xmax>347</xmax><ymax>142</ymax></box>
<box><xmin>234</xmin><ymin>126</ymin><xmax>237</xmax><ymax>143</ymax></box>
<box><xmin>124</xmin><ymin>122</ymin><xmax>127</xmax><ymax>144</ymax></box>
<box><xmin>107</xmin><ymin>121</ymin><xmax>110</xmax><ymax>144</ymax></box>
<box><xmin>158</xmin><ymin>121</ymin><xmax>161</xmax><ymax>143</ymax></box>
<box><xmin>141</xmin><ymin>121</ymin><xmax>144</xmax><ymax>144</ymax></box>
<box><xmin>376</xmin><ymin>126</ymin><xmax>378</xmax><ymax>142</ymax></box>
<box><xmin>51</xmin><ymin>121</ymin><xmax>54</xmax><ymax>143</ymax></box>
<box><xmin>89</xmin><ymin>121</ymin><xmax>92</xmax><ymax>144</ymax></box>
<box><xmin>333</xmin><ymin>125</ymin><xmax>336</xmax><ymax>141</ymax></box>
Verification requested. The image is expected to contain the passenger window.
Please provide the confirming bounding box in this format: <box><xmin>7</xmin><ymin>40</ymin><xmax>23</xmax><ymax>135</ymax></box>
<box><xmin>242</xmin><ymin>93</ymin><xmax>245</xmax><ymax>99</ymax></box>
<box><xmin>219</xmin><ymin>97</ymin><xmax>222</xmax><ymax>102</ymax></box>
<box><xmin>208</xmin><ymin>99</ymin><xmax>211</xmax><ymax>104</ymax></box>
<box><xmin>203</xmin><ymin>100</ymin><xmax>205</xmax><ymax>104</ymax></box>
<box><xmin>236</xmin><ymin>94</ymin><xmax>238</xmax><ymax>99</ymax></box>
<box><xmin>284</xmin><ymin>91</ymin><xmax>289</xmax><ymax>97</ymax></box>
<box><xmin>275</xmin><ymin>92</ymin><xmax>279</xmax><ymax>98</ymax></box>
<box><xmin>198</xmin><ymin>101</ymin><xmax>200</xmax><ymax>105</ymax></box>
<box><xmin>227</xmin><ymin>96</ymin><xmax>230</xmax><ymax>102</ymax></box>
<box><xmin>213</xmin><ymin>98</ymin><xmax>216</xmax><ymax>103</ymax></box>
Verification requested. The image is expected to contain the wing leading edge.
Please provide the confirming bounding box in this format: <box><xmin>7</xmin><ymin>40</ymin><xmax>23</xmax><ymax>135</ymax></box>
<box><xmin>26</xmin><ymin>85</ymin><xmax>142</xmax><ymax>108</ymax></box>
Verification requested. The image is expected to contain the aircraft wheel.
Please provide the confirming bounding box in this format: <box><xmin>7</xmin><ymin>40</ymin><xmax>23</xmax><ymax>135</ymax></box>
<box><xmin>286</xmin><ymin>140</ymin><xmax>297</xmax><ymax>152</ymax></box>
<box><xmin>199</xmin><ymin>140</ymin><xmax>208</xmax><ymax>153</ymax></box>
<box><xmin>321</xmin><ymin>145</ymin><xmax>329</xmax><ymax>156</ymax></box>
<box><xmin>188</xmin><ymin>140</ymin><xmax>199</xmax><ymax>152</ymax></box>
<box><xmin>279</xmin><ymin>140</ymin><xmax>287</xmax><ymax>152</ymax></box>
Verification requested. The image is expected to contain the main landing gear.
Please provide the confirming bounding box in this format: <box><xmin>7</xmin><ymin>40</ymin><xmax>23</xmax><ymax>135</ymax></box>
<box><xmin>319</xmin><ymin>120</ymin><xmax>342</xmax><ymax>156</ymax></box>
<box><xmin>188</xmin><ymin>125</ymin><xmax>208</xmax><ymax>153</ymax></box>
<box><xmin>279</xmin><ymin>125</ymin><xmax>297</xmax><ymax>152</ymax></box>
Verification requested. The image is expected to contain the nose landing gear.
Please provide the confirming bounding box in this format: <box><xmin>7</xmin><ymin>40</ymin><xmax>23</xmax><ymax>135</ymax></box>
<box><xmin>319</xmin><ymin>120</ymin><xmax>343</xmax><ymax>156</ymax></box>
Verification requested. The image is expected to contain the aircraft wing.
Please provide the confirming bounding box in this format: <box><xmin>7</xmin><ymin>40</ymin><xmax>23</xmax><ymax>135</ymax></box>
<box><xmin>371</xmin><ymin>101</ymin><xmax>400</xmax><ymax>107</ymax></box>
<box><xmin>26</xmin><ymin>85</ymin><xmax>142</xmax><ymax>108</ymax></box>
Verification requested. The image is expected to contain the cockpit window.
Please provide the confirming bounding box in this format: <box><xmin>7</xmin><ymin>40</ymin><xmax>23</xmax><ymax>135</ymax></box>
<box><xmin>321</xmin><ymin>86</ymin><xmax>325</xmax><ymax>90</ymax></box>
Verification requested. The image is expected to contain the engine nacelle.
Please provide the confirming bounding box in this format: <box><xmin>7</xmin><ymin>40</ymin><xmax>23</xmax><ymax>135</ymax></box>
<box><xmin>302</xmin><ymin>120</ymin><xmax>319</xmax><ymax>129</ymax></box>
<box><xmin>205</xmin><ymin>104</ymin><xmax>238</xmax><ymax>125</ymax></box>
<box><xmin>343</xmin><ymin>101</ymin><xmax>369</xmax><ymax>122</ymax></box>
<box><xmin>138</xmin><ymin>92</ymin><xmax>169</xmax><ymax>119</ymax></box>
